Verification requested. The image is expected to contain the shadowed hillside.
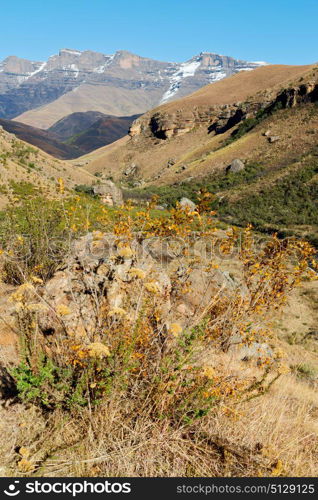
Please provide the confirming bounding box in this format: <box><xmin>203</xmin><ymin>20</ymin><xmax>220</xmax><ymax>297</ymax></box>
<box><xmin>57</xmin><ymin>113</ymin><xmax>140</xmax><ymax>154</ymax></box>
<box><xmin>0</xmin><ymin>118</ymin><xmax>82</xmax><ymax>159</ymax></box>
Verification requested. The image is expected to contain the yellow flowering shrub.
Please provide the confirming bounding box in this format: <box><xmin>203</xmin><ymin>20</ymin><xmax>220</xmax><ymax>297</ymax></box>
<box><xmin>8</xmin><ymin>191</ymin><xmax>318</xmax><ymax>433</ymax></box>
<box><xmin>56</xmin><ymin>304</ymin><xmax>72</xmax><ymax>316</ymax></box>
<box><xmin>86</xmin><ymin>342</ymin><xmax>111</xmax><ymax>359</ymax></box>
<box><xmin>128</xmin><ymin>267</ymin><xmax>146</xmax><ymax>279</ymax></box>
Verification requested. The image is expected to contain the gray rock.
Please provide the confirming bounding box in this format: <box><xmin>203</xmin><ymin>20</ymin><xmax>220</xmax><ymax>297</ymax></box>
<box><xmin>74</xmin><ymin>161</ymin><xmax>89</xmax><ymax>167</ymax></box>
<box><xmin>227</xmin><ymin>158</ymin><xmax>245</xmax><ymax>173</ymax></box>
<box><xmin>132</xmin><ymin>180</ymin><xmax>144</xmax><ymax>187</ymax></box>
<box><xmin>268</xmin><ymin>136</ymin><xmax>280</xmax><ymax>143</ymax></box>
<box><xmin>181</xmin><ymin>176</ymin><xmax>194</xmax><ymax>183</ymax></box>
<box><xmin>179</xmin><ymin>197</ymin><xmax>196</xmax><ymax>211</ymax></box>
<box><xmin>124</xmin><ymin>163</ymin><xmax>139</xmax><ymax>177</ymax></box>
<box><xmin>228</xmin><ymin>337</ymin><xmax>273</xmax><ymax>362</ymax></box>
<box><xmin>167</xmin><ymin>158</ymin><xmax>176</xmax><ymax>168</ymax></box>
<box><xmin>93</xmin><ymin>180</ymin><xmax>123</xmax><ymax>206</ymax></box>
<box><xmin>238</xmin><ymin>342</ymin><xmax>274</xmax><ymax>361</ymax></box>
<box><xmin>177</xmin><ymin>165</ymin><xmax>187</xmax><ymax>173</ymax></box>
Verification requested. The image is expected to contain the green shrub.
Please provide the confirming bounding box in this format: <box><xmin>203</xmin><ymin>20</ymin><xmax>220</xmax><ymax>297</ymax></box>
<box><xmin>74</xmin><ymin>184</ymin><xmax>96</xmax><ymax>196</ymax></box>
<box><xmin>123</xmin><ymin>162</ymin><xmax>264</xmax><ymax>208</ymax></box>
<box><xmin>223</xmin><ymin>101</ymin><xmax>284</xmax><ymax>146</ymax></box>
<box><xmin>217</xmin><ymin>161</ymin><xmax>318</xmax><ymax>230</ymax></box>
<box><xmin>0</xmin><ymin>197</ymin><xmax>70</xmax><ymax>284</ymax></box>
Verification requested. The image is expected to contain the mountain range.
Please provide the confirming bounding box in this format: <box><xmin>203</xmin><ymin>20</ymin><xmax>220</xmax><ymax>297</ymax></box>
<box><xmin>0</xmin><ymin>49</ymin><xmax>266</xmax><ymax>129</ymax></box>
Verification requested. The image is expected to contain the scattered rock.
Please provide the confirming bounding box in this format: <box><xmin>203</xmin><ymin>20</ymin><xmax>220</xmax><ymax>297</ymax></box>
<box><xmin>181</xmin><ymin>176</ymin><xmax>194</xmax><ymax>183</ymax></box>
<box><xmin>268</xmin><ymin>136</ymin><xmax>280</xmax><ymax>144</ymax></box>
<box><xmin>74</xmin><ymin>161</ymin><xmax>89</xmax><ymax>167</ymax></box>
<box><xmin>167</xmin><ymin>158</ymin><xmax>176</xmax><ymax>168</ymax></box>
<box><xmin>303</xmin><ymin>330</ymin><xmax>318</xmax><ymax>341</ymax></box>
<box><xmin>132</xmin><ymin>180</ymin><xmax>145</xmax><ymax>187</ymax></box>
<box><xmin>263</xmin><ymin>130</ymin><xmax>271</xmax><ymax>137</ymax></box>
<box><xmin>123</xmin><ymin>163</ymin><xmax>139</xmax><ymax>177</ymax></box>
<box><xmin>227</xmin><ymin>158</ymin><xmax>245</xmax><ymax>173</ymax></box>
<box><xmin>179</xmin><ymin>197</ymin><xmax>197</xmax><ymax>211</ymax></box>
<box><xmin>93</xmin><ymin>180</ymin><xmax>123</xmax><ymax>206</ymax></box>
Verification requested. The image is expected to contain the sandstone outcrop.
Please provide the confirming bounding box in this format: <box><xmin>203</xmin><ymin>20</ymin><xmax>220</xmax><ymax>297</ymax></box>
<box><xmin>128</xmin><ymin>81</ymin><xmax>318</xmax><ymax>141</ymax></box>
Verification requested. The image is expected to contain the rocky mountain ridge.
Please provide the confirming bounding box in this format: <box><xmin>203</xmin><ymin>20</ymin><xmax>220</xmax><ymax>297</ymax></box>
<box><xmin>0</xmin><ymin>48</ymin><xmax>266</xmax><ymax>127</ymax></box>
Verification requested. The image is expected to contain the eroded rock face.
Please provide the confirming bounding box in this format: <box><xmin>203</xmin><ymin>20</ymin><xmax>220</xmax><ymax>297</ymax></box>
<box><xmin>128</xmin><ymin>82</ymin><xmax>318</xmax><ymax>141</ymax></box>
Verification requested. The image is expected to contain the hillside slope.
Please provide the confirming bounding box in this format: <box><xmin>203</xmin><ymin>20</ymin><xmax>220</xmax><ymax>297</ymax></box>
<box><xmin>81</xmin><ymin>64</ymin><xmax>314</xmax><ymax>176</ymax></box>
<box><xmin>64</xmin><ymin>114</ymin><xmax>140</xmax><ymax>154</ymax></box>
<box><xmin>48</xmin><ymin>111</ymin><xmax>110</xmax><ymax>140</ymax></box>
<box><xmin>0</xmin><ymin>126</ymin><xmax>94</xmax><ymax>207</ymax></box>
<box><xmin>79</xmin><ymin>63</ymin><xmax>318</xmax><ymax>241</ymax></box>
<box><xmin>0</xmin><ymin>112</ymin><xmax>138</xmax><ymax>159</ymax></box>
<box><xmin>0</xmin><ymin>118</ymin><xmax>82</xmax><ymax>159</ymax></box>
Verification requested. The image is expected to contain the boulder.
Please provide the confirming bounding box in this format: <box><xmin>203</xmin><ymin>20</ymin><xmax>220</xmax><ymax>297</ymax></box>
<box><xmin>179</xmin><ymin>197</ymin><xmax>197</xmax><ymax>211</ymax></box>
<box><xmin>74</xmin><ymin>161</ymin><xmax>89</xmax><ymax>167</ymax></box>
<box><xmin>93</xmin><ymin>181</ymin><xmax>123</xmax><ymax>206</ymax></box>
<box><xmin>167</xmin><ymin>158</ymin><xmax>176</xmax><ymax>168</ymax></box>
<box><xmin>178</xmin><ymin>267</ymin><xmax>235</xmax><ymax>314</ymax></box>
<box><xmin>176</xmin><ymin>165</ymin><xmax>187</xmax><ymax>173</ymax></box>
<box><xmin>227</xmin><ymin>158</ymin><xmax>245</xmax><ymax>173</ymax></box>
<box><xmin>268</xmin><ymin>136</ymin><xmax>280</xmax><ymax>144</ymax></box>
<box><xmin>232</xmin><ymin>341</ymin><xmax>274</xmax><ymax>363</ymax></box>
<box><xmin>123</xmin><ymin>163</ymin><xmax>139</xmax><ymax>177</ymax></box>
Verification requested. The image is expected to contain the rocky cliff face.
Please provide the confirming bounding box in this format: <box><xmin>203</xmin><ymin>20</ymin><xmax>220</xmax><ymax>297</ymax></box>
<box><xmin>0</xmin><ymin>48</ymin><xmax>266</xmax><ymax>123</ymax></box>
<box><xmin>129</xmin><ymin>80</ymin><xmax>318</xmax><ymax>140</ymax></box>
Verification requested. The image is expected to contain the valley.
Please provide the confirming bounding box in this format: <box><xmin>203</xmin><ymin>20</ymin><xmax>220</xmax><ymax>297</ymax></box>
<box><xmin>0</xmin><ymin>41</ymin><xmax>317</xmax><ymax>480</ymax></box>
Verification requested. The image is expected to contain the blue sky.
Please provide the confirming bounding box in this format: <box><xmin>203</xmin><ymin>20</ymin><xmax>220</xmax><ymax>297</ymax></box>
<box><xmin>1</xmin><ymin>0</ymin><xmax>317</xmax><ymax>64</ymax></box>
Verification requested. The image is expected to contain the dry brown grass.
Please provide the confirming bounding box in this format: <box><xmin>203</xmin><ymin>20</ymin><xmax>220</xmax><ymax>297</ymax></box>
<box><xmin>1</xmin><ymin>370</ymin><xmax>318</xmax><ymax>477</ymax></box>
<box><xmin>15</xmin><ymin>84</ymin><xmax>161</xmax><ymax>129</ymax></box>
<box><xmin>161</xmin><ymin>64</ymin><xmax>315</xmax><ymax>110</ymax></box>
